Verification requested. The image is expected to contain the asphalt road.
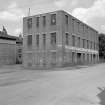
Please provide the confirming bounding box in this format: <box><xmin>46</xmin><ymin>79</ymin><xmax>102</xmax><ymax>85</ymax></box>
<box><xmin>0</xmin><ymin>63</ymin><xmax>105</xmax><ymax>105</ymax></box>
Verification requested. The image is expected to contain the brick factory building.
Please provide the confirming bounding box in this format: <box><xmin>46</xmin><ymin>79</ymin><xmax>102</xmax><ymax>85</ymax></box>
<box><xmin>23</xmin><ymin>10</ymin><xmax>99</xmax><ymax>68</ymax></box>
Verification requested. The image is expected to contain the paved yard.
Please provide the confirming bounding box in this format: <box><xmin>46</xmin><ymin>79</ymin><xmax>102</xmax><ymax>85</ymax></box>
<box><xmin>0</xmin><ymin>64</ymin><xmax>105</xmax><ymax>105</ymax></box>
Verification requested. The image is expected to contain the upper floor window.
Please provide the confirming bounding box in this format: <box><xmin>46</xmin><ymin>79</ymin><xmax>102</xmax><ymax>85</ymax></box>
<box><xmin>72</xmin><ymin>19</ymin><xmax>75</xmax><ymax>33</ymax></box>
<box><xmin>94</xmin><ymin>43</ymin><xmax>96</xmax><ymax>50</ymax></box>
<box><xmin>66</xmin><ymin>33</ymin><xmax>69</xmax><ymax>45</ymax></box>
<box><xmin>27</xmin><ymin>18</ymin><xmax>32</xmax><ymax>29</ymax></box>
<box><xmin>51</xmin><ymin>32</ymin><xmax>56</xmax><ymax>45</ymax></box>
<box><xmin>43</xmin><ymin>16</ymin><xmax>46</xmax><ymax>26</ymax></box>
<box><xmin>83</xmin><ymin>24</ymin><xmax>85</xmax><ymax>33</ymax></box>
<box><xmin>97</xmin><ymin>43</ymin><xmax>99</xmax><ymax>50</ymax></box>
<box><xmin>91</xmin><ymin>41</ymin><xmax>92</xmax><ymax>49</ymax></box>
<box><xmin>36</xmin><ymin>34</ymin><xmax>39</xmax><ymax>47</ymax></box>
<box><xmin>72</xmin><ymin>35</ymin><xmax>75</xmax><ymax>46</ymax></box>
<box><xmin>78</xmin><ymin>37</ymin><xmax>80</xmax><ymax>47</ymax></box>
<box><xmin>65</xmin><ymin>15</ymin><xmax>68</xmax><ymax>25</ymax></box>
<box><xmin>43</xmin><ymin>34</ymin><xmax>46</xmax><ymax>48</ymax></box>
<box><xmin>77</xmin><ymin>22</ymin><xmax>80</xmax><ymax>33</ymax></box>
<box><xmin>27</xmin><ymin>35</ymin><xmax>32</xmax><ymax>46</ymax></box>
<box><xmin>87</xmin><ymin>40</ymin><xmax>89</xmax><ymax>49</ymax></box>
<box><xmin>83</xmin><ymin>39</ymin><xmax>85</xmax><ymax>48</ymax></box>
<box><xmin>51</xmin><ymin>14</ymin><xmax>56</xmax><ymax>25</ymax></box>
<box><xmin>36</xmin><ymin>17</ymin><xmax>39</xmax><ymax>27</ymax></box>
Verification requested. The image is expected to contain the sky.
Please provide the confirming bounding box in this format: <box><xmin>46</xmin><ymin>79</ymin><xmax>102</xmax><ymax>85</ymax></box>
<box><xmin>0</xmin><ymin>0</ymin><xmax>105</xmax><ymax>36</ymax></box>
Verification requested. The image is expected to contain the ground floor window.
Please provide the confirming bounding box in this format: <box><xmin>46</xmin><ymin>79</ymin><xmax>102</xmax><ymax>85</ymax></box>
<box><xmin>77</xmin><ymin>53</ymin><xmax>81</xmax><ymax>64</ymax></box>
<box><xmin>83</xmin><ymin>53</ymin><xmax>85</xmax><ymax>62</ymax></box>
<box><xmin>51</xmin><ymin>52</ymin><xmax>56</xmax><ymax>65</ymax></box>
<box><xmin>72</xmin><ymin>52</ymin><xmax>75</xmax><ymax>63</ymax></box>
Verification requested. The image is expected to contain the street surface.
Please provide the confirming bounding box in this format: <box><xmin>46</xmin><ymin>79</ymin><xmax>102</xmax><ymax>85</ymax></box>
<box><xmin>0</xmin><ymin>64</ymin><xmax>105</xmax><ymax>105</ymax></box>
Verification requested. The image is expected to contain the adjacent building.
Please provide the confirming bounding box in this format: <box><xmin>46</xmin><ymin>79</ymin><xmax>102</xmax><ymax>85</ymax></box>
<box><xmin>23</xmin><ymin>10</ymin><xmax>99</xmax><ymax>68</ymax></box>
<box><xmin>0</xmin><ymin>27</ymin><xmax>16</xmax><ymax>65</ymax></box>
<box><xmin>16</xmin><ymin>34</ymin><xmax>23</xmax><ymax>64</ymax></box>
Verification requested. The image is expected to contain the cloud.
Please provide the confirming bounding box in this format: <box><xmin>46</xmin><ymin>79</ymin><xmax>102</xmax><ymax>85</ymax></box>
<box><xmin>101</xmin><ymin>25</ymin><xmax>105</xmax><ymax>32</ymax></box>
<box><xmin>54</xmin><ymin>0</ymin><xmax>78</xmax><ymax>9</ymax></box>
<box><xmin>0</xmin><ymin>2</ymin><xmax>25</xmax><ymax>21</ymax></box>
<box><xmin>72</xmin><ymin>0</ymin><xmax>105</xmax><ymax>33</ymax></box>
<box><xmin>72</xmin><ymin>0</ymin><xmax>105</xmax><ymax>23</ymax></box>
<box><xmin>14</xmin><ymin>28</ymin><xmax>22</xmax><ymax>35</ymax></box>
<box><xmin>54</xmin><ymin>0</ymin><xmax>67</xmax><ymax>8</ymax></box>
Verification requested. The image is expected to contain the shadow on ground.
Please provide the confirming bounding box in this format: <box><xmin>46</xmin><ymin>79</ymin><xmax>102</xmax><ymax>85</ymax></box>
<box><xmin>97</xmin><ymin>87</ymin><xmax>105</xmax><ymax>105</ymax></box>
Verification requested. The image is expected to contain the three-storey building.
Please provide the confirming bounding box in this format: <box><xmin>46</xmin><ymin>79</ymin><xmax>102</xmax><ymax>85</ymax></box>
<box><xmin>23</xmin><ymin>10</ymin><xmax>99</xmax><ymax>68</ymax></box>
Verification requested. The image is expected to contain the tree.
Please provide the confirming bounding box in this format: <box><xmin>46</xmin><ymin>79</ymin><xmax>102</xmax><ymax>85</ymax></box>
<box><xmin>99</xmin><ymin>33</ymin><xmax>105</xmax><ymax>59</ymax></box>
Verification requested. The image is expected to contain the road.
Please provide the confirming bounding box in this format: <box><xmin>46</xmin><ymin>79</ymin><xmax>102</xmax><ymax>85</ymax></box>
<box><xmin>0</xmin><ymin>64</ymin><xmax>105</xmax><ymax>105</ymax></box>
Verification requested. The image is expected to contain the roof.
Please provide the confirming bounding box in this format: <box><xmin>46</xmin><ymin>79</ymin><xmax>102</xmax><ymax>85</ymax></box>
<box><xmin>0</xmin><ymin>34</ymin><xmax>17</xmax><ymax>41</ymax></box>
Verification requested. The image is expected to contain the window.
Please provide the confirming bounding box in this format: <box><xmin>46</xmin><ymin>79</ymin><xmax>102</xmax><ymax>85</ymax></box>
<box><xmin>72</xmin><ymin>52</ymin><xmax>75</xmax><ymax>63</ymax></box>
<box><xmin>27</xmin><ymin>35</ymin><xmax>32</xmax><ymax>46</ymax></box>
<box><xmin>43</xmin><ymin>34</ymin><xmax>46</xmax><ymax>48</ymax></box>
<box><xmin>72</xmin><ymin>19</ymin><xmax>75</xmax><ymax>32</ymax></box>
<box><xmin>94</xmin><ymin>43</ymin><xmax>95</xmax><ymax>50</ymax></box>
<box><xmin>51</xmin><ymin>52</ymin><xmax>56</xmax><ymax>65</ymax></box>
<box><xmin>72</xmin><ymin>35</ymin><xmax>75</xmax><ymax>46</ymax></box>
<box><xmin>97</xmin><ymin>43</ymin><xmax>99</xmax><ymax>50</ymax></box>
<box><xmin>83</xmin><ymin>54</ymin><xmax>85</xmax><ymax>62</ymax></box>
<box><xmin>36</xmin><ymin>17</ymin><xmax>39</xmax><ymax>27</ymax></box>
<box><xmin>65</xmin><ymin>15</ymin><xmax>68</xmax><ymax>25</ymax></box>
<box><xmin>77</xmin><ymin>22</ymin><xmax>80</xmax><ymax>33</ymax></box>
<box><xmin>90</xmin><ymin>41</ymin><xmax>92</xmax><ymax>49</ymax></box>
<box><xmin>66</xmin><ymin>33</ymin><xmax>69</xmax><ymax>45</ymax></box>
<box><xmin>19</xmin><ymin>55</ymin><xmax>21</xmax><ymax>58</ymax></box>
<box><xmin>51</xmin><ymin>32</ymin><xmax>56</xmax><ymax>45</ymax></box>
<box><xmin>51</xmin><ymin>14</ymin><xmax>56</xmax><ymax>25</ymax></box>
<box><xmin>78</xmin><ymin>37</ymin><xmax>80</xmax><ymax>47</ymax></box>
<box><xmin>27</xmin><ymin>18</ymin><xmax>32</xmax><ymax>29</ymax></box>
<box><xmin>36</xmin><ymin>34</ymin><xmax>39</xmax><ymax>47</ymax></box>
<box><xmin>18</xmin><ymin>49</ymin><xmax>22</xmax><ymax>53</ymax></box>
<box><xmin>83</xmin><ymin>24</ymin><xmax>85</xmax><ymax>33</ymax></box>
<box><xmin>87</xmin><ymin>40</ymin><xmax>89</xmax><ymax>49</ymax></box>
<box><xmin>91</xmin><ymin>54</ymin><xmax>92</xmax><ymax>61</ymax></box>
<box><xmin>83</xmin><ymin>39</ymin><xmax>85</xmax><ymax>48</ymax></box>
<box><xmin>43</xmin><ymin>16</ymin><xmax>46</xmax><ymax>26</ymax></box>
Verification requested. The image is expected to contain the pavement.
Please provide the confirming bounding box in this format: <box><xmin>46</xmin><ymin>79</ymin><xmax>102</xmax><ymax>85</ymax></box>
<box><xmin>0</xmin><ymin>63</ymin><xmax>105</xmax><ymax>105</ymax></box>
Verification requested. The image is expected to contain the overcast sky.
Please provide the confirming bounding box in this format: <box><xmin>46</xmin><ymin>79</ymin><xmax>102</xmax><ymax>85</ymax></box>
<box><xmin>0</xmin><ymin>0</ymin><xmax>105</xmax><ymax>36</ymax></box>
